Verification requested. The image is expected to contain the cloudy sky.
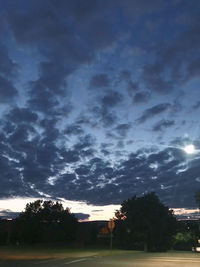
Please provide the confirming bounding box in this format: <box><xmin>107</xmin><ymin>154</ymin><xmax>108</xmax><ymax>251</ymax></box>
<box><xmin>0</xmin><ymin>0</ymin><xmax>200</xmax><ymax>220</ymax></box>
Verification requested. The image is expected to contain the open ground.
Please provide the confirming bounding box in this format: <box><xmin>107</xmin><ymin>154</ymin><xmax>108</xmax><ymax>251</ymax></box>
<box><xmin>0</xmin><ymin>247</ymin><xmax>200</xmax><ymax>267</ymax></box>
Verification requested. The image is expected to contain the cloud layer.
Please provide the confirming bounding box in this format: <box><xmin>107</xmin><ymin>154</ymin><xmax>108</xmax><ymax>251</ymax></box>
<box><xmin>0</xmin><ymin>0</ymin><xmax>200</xmax><ymax>210</ymax></box>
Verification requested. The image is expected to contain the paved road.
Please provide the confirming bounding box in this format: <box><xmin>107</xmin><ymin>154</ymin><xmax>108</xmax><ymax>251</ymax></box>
<box><xmin>0</xmin><ymin>252</ymin><xmax>200</xmax><ymax>267</ymax></box>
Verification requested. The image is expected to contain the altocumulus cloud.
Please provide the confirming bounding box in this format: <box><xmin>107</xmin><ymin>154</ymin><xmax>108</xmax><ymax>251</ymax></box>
<box><xmin>0</xmin><ymin>0</ymin><xmax>200</xmax><ymax>214</ymax></box>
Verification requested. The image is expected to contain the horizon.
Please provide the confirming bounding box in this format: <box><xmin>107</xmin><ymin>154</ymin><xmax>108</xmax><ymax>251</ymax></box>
<box><xmin>0</xmin><ymin>196</ymin><xmax>199</xmax><ymax>221</ymax></box>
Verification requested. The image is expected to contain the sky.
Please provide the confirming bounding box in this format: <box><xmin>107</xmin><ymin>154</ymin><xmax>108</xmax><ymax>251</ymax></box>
<box><xmin>0</xmin><ymin>0</ymin><xmax>200</xmax><ymax>221</ymax></box>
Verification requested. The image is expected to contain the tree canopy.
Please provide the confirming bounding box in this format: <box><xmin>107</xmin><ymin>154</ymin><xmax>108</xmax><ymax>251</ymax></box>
<box><xmin>194</xmin><ymin>190</ymin><xmax>200</xmax><ymax>209</ymax></box>
<box><xmin>14</xmin><ymin>200</ymin><xmax>77</xmax><ymax>243</ymax></box>
<box><xmin>115</xmin><ymin>192</ymin><xmax>177</xmax><ymax>252</ymax></box>
<box><xmin>19</xmin><ymin>200</ymin><xmax>73</xmax><ymax>222</ymax></box>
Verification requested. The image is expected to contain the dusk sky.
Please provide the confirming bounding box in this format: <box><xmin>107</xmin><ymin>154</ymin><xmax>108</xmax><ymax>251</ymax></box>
<box><xmin>0</xmin><ymin>0</ymin><xmax>200</xmax><ymax>221</ymax></box>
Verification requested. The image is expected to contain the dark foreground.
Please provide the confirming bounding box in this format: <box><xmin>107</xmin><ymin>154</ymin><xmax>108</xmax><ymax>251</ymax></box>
<box><xmin>0</xmin><ymin>251</ymin><xmax>200</xmax><ymax>267</ymax></box>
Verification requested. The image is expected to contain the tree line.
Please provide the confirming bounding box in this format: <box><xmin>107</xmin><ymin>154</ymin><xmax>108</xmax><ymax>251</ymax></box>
<box><xmin>0</xmin><ymin>191</ymin><xmax>200</xmax><ymax>252</ymax></box>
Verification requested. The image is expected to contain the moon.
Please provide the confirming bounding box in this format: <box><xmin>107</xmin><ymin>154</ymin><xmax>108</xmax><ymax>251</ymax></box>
<box><xmin>183</xmin><ymin>144</ymin><xmax>195</xmax><ymax>154</ymax></box>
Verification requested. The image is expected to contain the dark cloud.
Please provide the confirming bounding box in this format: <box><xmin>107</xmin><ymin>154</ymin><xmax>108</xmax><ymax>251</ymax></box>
<box><xmin>119</xmin><ymin>0</ymin><xmax>166</xmax><ymax>15</ymax></box>
<box><xmin>0</xmin><ymin>41</ymin><xmax>18</xmax><ymax>104</ymax></box>
<box><xmin>74</xmin><ymin>213</ymin><xmax>90</xmax><ymax>220</ymax></box>
<box><xmin>119</xmin><ymin>69</ymin><xmax>131</xmax><ymax>81</ymax></box>
<box><xmin>28</xmin><ymin>79</ymin><xmax>73</xmax><ymax>116</ymax></box>
<box><xmin>170</xmin><ymin>99</ymin><xmax>182</xmax><ymax>116</ymax></box>
<box><xmin>117</xmin><ymin>70</ymin><xmax>139</xmax><ymax>96</ymax></box>
<box><xmin>116</xmin><ymin>140</ymin><xmax>124</xmax><ymax>148</ymax></box>
<box><xmin>100</xmin><ymin>148</ymin><xmax>110</xmax><ymax>156</ymax></box>
<box><xmin>6</xmin><ymin>107</ymin><xmax>38</xmax><ymax>123</ymax></box>
<box><xmin>0</xmin><ymin>149</ymin><xmax>37</xmax><ymax>198</ymax></box>
<box><xmin>28</xmin><ymin>81</ymin><xmax>59</xmax><ymax>112</ymax></box>
<box><xmin>100</xmin><ymin>142</ymin><xmax>113</xmax><ymax>156</ymax></box>
<box><xmin>80</xmin><ymin>148</ymin><xmax>96</xmax><ymax>158</ymax></box>
<box><xmin>86</xmin><ymin>19</ymin><xmax>115</xmax><ymax>49</ymax></box>
<box><xmin>39</xmin><ymin>119</ymin><xmax>60</xmax><ymax>144</ymax></box>
<box><xmin>137</xmin><ymin>103</ymin><xmax>171</xmax><ymax>123</ymax></box>
<box><xmin>57</xmin><ymin>0</ymin><xmax>102</xmax><ymax>21</ymax></box>
<box><xmin>36</xmin><ymin>61</ymin><xmax>70</xmax><ymax>93</ymax></box>
<box><xmin>76</xmin><ymin>114</ymin><xmax>98</xmax><ymax>128</ymax></box>
<box><xmin>60</xmin><ymin>149</ymin><xmax>80</xmax><ymax>163</ymax></box>
<box><xmin>0</xmin><ymin>76</ymin><xmax>18</xmax><ymax>103</ymax></box>
<box><xmin>101</xmin><ymin>90</ymin><xmax>123</xmax><ymax>108</ymax></box>
<box><xmin>193</xmin><ymin>100</ymin><xmax>200</xmax><ymax>110</ymax></box>
<box><xmin>89</xmin><ymin>73</ymin><xmax>110</xmax><ymax>88</ymax></box>
<box><xmin>133</xmin><ymin>91</ymin><xmax>151</xmax><ymax>104</ymax></box>
<box><xmin>74</xmin><ymin>134</ymin><xmax>96</xmax><ymax>151</ymax></box>
<box><xmin>65</xmin><ymin>124</ymin><xmax>84</xmax><ymax>136</ymax></box>
<box><xmin>115</xmin><ymin>123</ymin><xmax>131</xmax><ymax>137</ymax></box>
<box><xmin>91</xmin><ymin>209</ymin><xmax>104</xmax><ymax>212</ymax></box>
<box><xmin>88</xmin><ymin>90</ymin><xmax>123</xmax><ymax>128</ymax></box>
<box><xmin>141</xmin><ymin>22</ymin><xmax>200</xmax><ymax>94</ymax></box>
<box><xmin>142</xmin><ymin>64</ymin><xmax>173</xmax><ymax>94</ymax></box>
<box><xmin>127</xmin><ymin>81</ymin><xmax>139</xmax><ymax>95</ymax></box>
<box><xmin>161</xmin><ymin>25</ymin><xmax>200</xmax><ymax>78</ymax></box>
<box><xmin>4</xmin><ymin>0</ymin><xmax>117</xmax><ymax>119</ymax></box>
<box><xmin>91</xmin><ymin>106</ymin><xmax>118</xmax><ymax>127</ymax></box>
<box><xmin>152</xmin><ymin>119</ymin><xmax>175</xmax><ymax>131</ymax></box>
<box><xmin>0</xmin><ymin>42</ymin><xmax>17</xmax><ymax>78</ymax></box>
<box><xmin>187</xmin><ymin>58</ymin><xmax>200</xmax><ymax>78</ymax></box>
<box><xmin>75</xmin><ymin>165</ymin><xmax>90</xmax><ymax>176</ymax></box>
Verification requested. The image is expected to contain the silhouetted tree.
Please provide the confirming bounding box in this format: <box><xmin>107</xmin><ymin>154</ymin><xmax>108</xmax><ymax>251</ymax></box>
<box><xmin>194</xmin><ymin>190</ymin><xmax>200</xmax><ymax>209</ymax></box>
<box><xmin>14</xmin><ymin>200</ymin><xmax>77</xmax><ymax>244</ymax></box>
<box><xmin>115</xmin><ymin>192</ymin><xmax>177</xmax><ymax>252</ymax></box>
<box><xmin>0</xmin><ymin>219</ymin><xmax>12</xmax><ymax>245</ymax></box>
<box><xmin>194</xmin><ymin>189</ymin><xmax>200</xmax><ymax>233</ymax></box>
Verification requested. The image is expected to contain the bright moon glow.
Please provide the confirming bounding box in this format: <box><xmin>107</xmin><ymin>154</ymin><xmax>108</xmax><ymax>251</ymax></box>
<box><xmin>183</xmin><ymin>144</ymin><xmax>195</xmax><ymax>154</ymax></box>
